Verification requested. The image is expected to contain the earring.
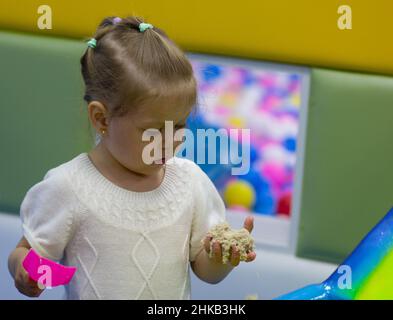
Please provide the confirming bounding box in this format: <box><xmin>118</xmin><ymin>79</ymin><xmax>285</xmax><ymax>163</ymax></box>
<box><xmin>101</xmin><ymin>129</ymin><xmax>106</xmax><ymax>135</ymax></box>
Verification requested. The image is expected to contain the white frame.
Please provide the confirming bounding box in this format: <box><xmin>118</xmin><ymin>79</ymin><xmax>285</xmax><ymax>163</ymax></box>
<box><xmin>186</xmin><ymin>52</ymin><xmax>311</xmax><ymax>253</ymax></box>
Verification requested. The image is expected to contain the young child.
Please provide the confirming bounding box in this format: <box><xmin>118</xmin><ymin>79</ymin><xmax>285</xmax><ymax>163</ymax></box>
<box><xmin>8</xmin><ymin>16</ymin><xmax>256</xmax><ymax>300</ymax></box>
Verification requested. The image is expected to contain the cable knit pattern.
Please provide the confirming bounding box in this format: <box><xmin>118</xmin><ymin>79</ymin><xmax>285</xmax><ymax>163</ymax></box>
<box><xmin>20</xmin><ymin>153</ymin><xmax>226</xmax><ymax>300</ymax></box>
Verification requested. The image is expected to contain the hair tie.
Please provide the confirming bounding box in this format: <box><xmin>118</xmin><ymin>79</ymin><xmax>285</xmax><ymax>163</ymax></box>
<box><xmin>139</xmin><ymin>22</ymin><xmax>153</xmax><ymax>32</ymax></box>
<box><xmin>87</xmin><ymin>38</ymin><xmax>97</xmax><ymax>49</ymax></box>
<box><xmin>113</xmin><ymin>17</ymin><xmax>122</xmax><ymax>25</ymax></box>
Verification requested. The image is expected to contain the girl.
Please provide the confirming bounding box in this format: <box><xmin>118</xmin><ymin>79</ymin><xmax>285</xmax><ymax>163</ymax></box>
<box><xmin>8</xmin><ymin>16</ymin><xmax>256</xmax><ymax>300</ymax></box>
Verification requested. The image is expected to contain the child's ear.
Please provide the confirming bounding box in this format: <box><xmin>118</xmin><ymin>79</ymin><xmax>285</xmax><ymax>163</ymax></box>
<box><xmin>87</xmin><ymin>101</ymin><xmax>109</xmax><ymax>133</ymax></box>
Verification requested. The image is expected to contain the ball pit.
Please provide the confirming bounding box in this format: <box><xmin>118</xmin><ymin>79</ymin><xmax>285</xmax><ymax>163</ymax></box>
<box><xmin>186</xmin><ymin>60</ymin><xmax>302</xmax><ymax>216</ymax></box>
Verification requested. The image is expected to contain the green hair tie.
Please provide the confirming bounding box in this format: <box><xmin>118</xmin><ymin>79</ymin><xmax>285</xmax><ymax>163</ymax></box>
<box><xmin>87</xmin><ymin>38</ymin><xmax>97</xmax><ymax>49</ymax></box>
<box><xmin>139</xmin><ymin>23</ymin><xmax>153</xmax><ymax>32</ymax></box>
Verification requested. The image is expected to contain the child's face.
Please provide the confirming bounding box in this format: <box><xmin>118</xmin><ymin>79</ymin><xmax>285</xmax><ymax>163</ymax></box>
<box><xmin>104</xmin><ymin>100</ymin><xmax>192</xmax><ymax>175</ymax></box>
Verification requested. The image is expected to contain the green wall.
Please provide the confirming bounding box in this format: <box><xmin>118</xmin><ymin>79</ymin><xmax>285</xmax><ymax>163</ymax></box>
<box><xmin>296</xmin><ymin>68</ymin><xmax>393</xmax><ymax>263</ymax></box>
<box><xmin>0</xmin><ymin>30</ymin><xmax>93</xmax><ymax>213</ymax></box>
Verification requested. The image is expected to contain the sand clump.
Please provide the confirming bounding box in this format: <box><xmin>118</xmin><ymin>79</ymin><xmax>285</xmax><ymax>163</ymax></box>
<box><xmin>203</xmin><ymin>222</ymin><xmax>255</xmax><ymax>264</ymax></box>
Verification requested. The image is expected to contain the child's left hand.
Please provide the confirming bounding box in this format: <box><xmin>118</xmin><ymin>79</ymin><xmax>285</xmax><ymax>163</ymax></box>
<box><xmin>203</xmin><ymin>216</ymin><xmax>257</xmax><ymax>267</ymax></box>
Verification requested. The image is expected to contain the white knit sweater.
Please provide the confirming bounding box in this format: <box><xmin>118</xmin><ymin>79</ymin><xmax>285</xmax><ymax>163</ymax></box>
<box><xmin>20</xmin><ymin>153</ymin><xmax>226</xmax><ymax>300</ymax></box>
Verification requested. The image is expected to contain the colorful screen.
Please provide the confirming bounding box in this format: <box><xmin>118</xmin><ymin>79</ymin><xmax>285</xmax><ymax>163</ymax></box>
<box><xmin>181</xmin><ymin>57</ymin><xmax>305</xmax><ymax>217</ymax></box>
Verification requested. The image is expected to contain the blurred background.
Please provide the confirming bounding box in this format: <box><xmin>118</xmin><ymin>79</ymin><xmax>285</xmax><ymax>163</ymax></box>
<box><xmin>0</xmin><ymin>0</ymin><xmax>392</xmax><ymax>299</ymax></box>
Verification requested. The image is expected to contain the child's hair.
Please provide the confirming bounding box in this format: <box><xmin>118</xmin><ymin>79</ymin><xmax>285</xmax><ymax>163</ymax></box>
<box><xmin>80</xmin><ymin>16</ymin><xmax>197</xmax><ymax>118</ymax></box>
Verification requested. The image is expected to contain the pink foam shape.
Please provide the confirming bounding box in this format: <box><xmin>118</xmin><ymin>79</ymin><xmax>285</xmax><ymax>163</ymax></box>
<box><xmin>22</xmin><ymin>248</ymin><xmax>77</xmax><ymax>287</ymax></box>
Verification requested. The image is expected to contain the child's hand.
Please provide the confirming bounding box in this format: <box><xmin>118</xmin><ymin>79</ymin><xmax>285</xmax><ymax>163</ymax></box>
<box><xmin>203</xmin><ymin>216</ymin><xmax>257</xmax><ymax>267</ymax></box>
<box><xmin>14</xmin><ymin>259</ymin><xmax>45</xmax><ymax>298</ymax></box>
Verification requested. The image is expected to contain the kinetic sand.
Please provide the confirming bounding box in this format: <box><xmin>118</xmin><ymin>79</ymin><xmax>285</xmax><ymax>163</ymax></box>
<box><xmin>203</xmin><ymin>222</ymin><xmax>255</xmax><ymax>264</ymax></box>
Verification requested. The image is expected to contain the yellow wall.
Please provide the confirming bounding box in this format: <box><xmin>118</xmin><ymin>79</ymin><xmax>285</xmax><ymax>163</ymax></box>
<box><xmin>1</xmin><ymin>0</ymin><xmax>392</xmax><ymax>76</ymax></box>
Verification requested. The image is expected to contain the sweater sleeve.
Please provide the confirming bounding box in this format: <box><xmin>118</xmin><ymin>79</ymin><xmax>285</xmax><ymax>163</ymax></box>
<box><xmin>20</xmin><ymin>168</ymin><xmax>79</xmax><ymax>261</ymax></box>
<box><xmin>189</xmin><ymin>163</ymin><xmax>227</xmax><ymax>262</ymax></box>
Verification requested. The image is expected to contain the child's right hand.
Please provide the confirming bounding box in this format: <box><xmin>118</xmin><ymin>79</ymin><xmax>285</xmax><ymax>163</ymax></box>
<box><xmin>14</xmin><ymin>259</ymin><xmax>45</xmax><ymax>298</ymax></box>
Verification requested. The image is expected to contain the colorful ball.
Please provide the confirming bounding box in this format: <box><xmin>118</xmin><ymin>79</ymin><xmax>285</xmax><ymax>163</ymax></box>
<box><xmin>254</xmin><ymin>190</ymin><xmax>276</xmax><ymax>215</ymax></box>
<box><xmin>261</xmin><ymin>162</ymin><xmax>288</xmax><ymax>187</ymax></box>
<box><xmin>223</xmin><ymin>179</ymin><xmax>256</xmax><ymax>210</ymax></box>
<box><xmin>276</xmin><ymin>192</ymin><xmax>292</xmax><ymax>216</ymax></box>
<box><xmin>283</xmin><ymin>137</ymin><xmax>297</xmax><ymax>152</ymax></box>
<box><xmin>242</xmin><ymin>167</ymin><xmax>270</xmax><ymax>193</ymax></box>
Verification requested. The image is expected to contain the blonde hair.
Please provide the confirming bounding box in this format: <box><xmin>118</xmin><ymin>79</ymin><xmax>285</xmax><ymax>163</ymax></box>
<box><xmin>80</xmin><ymin>16</ymin><xmax>197</xmax><ymax>118</ymax></box>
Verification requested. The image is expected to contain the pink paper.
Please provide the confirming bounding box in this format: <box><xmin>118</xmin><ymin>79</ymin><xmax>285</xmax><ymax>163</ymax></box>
<box><xmin>22</xmin><ymin>248</ymin><xmax>77</xmax><ymax>287</ymax></box>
